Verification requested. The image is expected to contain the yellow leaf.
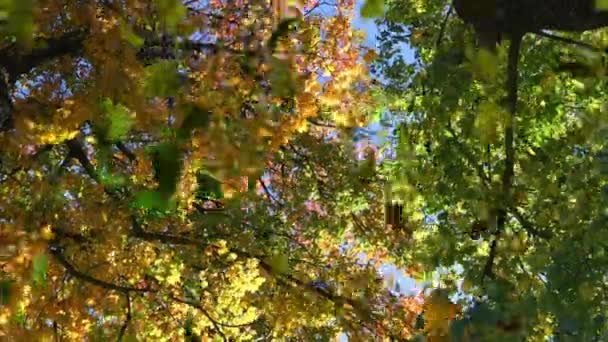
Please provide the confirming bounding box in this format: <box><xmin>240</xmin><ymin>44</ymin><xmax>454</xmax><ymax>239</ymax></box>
<box><xmin>40</xmin><ymin>225</ymin><xmax>54</xmax><ymax>240</ymax></box>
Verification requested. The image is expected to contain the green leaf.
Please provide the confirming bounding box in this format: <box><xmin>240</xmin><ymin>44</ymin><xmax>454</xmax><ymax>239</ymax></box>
<box><xmin>361</xmin><ymin>0</ymin><xmax>384</xmax><ymax>18</ymax></box>
<box><xmin>32</xmin><ymin>253</ymin><xmax>48</xmax><ymax>287</ymax></box>
<box><xmin>177</xmin><ymin>105</ymin><xmax>211</xmax><ymax>141</ymax></box>
<box><xmin>101</xmin><ymin>98</ymin><xmax>134</xmax><ymax>141</ymax></box>
<box><xmin>596</xmin><ymin>0</ymin><xmax>608</xmax><ymax>10</ymax></box>
<box><xmin>475</xmin><ymin>48</ymin><xmax>499</xmax><ymax>80</ymax></box>
<box><xmin>155</xmin><ymin>0</ymin><xmax>186</xmax><ymax>34</ymax></box>
<box><xmin>269</xmin><ymin>58</ymin><xmax>296</xmax><ymax>98</ymax></box>
<box><xmin>143</xmin><ymin>61</ymin><xmax>182</xmax><ymax>98</ymax></box>
<box><xmin>196</xmin><ymin>171</ymin><xmax>223</xmax><ymax>200</ymax></box>
<box><xmin>120</xmin><ymin>21</ymin><xmax>144</xmax><ymax>48</ymax></box>
<box><xmin>2</xmin><ymin>0</ymin><xmax>34</xmax><ymax>46</ymax></box>
<box><xmin>475</xmin><ymin>101</ymin><xmax>502</xmax><ymax>144</ymax></box>
<box><xmin>268</xmin><ymin>253</ymin><xmax>290</xmax><ymax>274</ymax></box>
<box><xmin>268</xmin><ymin>18</ymin><xmax>299</xmax><ymax>52</ymax></box>
<box><xmin>152</xmin><ymin>142</ymin><xmax>182</xmax><ymax>196</ymax></box>
<box><xmin>0</xmin><ymin>279</ymin><xmax>12</xmax><ymax>305</ymax></box>
<box><xmin>134</xmin><ymin>190</ymin><xmax>168</xmax><ymax>210</ymax></box>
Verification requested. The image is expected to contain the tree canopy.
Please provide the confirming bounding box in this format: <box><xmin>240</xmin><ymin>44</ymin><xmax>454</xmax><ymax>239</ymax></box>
<box><xmin>2</xmin><ymin>0</ymin><xmax>608</xmax><ymax>340</ymax></box>
<box><xmin>0</xmin><ymin>0</ymin><xmax>412</xmax><ymax>340</ymax></box>
<box><xmin>375</xmin><ymin>0</ymin><xmax>608</xmax><ymax>340</ymax></box>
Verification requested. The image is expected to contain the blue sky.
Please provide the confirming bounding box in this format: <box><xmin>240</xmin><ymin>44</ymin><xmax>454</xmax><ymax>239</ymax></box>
<box><xmin>351</xmin><ymin>1</ymin><xmax>425</xmax><ymax>297</ymax></box>
<box><xmin>352</xmin><ymin>1</ymin><xmax>381</xmax><ymax>49</ymax></box>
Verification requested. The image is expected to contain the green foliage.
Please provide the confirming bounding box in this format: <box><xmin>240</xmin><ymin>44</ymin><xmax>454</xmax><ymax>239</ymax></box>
<box><xmin>268</xmin><ymin>253</ymin><xmax>290</xmax><ymax>274</ymax></box>
<box><xmin>154</xmin><ymin>0</ymin><xmax>186</xmax><ymax>34</ymax></box>
<box><xmin>376</xmin><ymin>0</ymin><xmax>608</xmax><ymax>339</ymax></box>
<box><xmin>196</xmin><ymin>171</ymin><xmax>223</xmax><ymax>200</ymax></box>
<box><xmin>31</xmin><ymin>253</ymin><xmax>48</xmax><ymax>288</ymax></box>
<box><xmin>119</xmin><ymin>20</ymin><xmax>144</xmax><ymax>48</ymax></box>
<box><xmin>100</xmin><ymin>98</ymin><xmax>134</xmax><ymax>142</ymax></box>
<box><xmin>0</xmin><ymin>0</ymin><xmax>34</xmax><ymax>45</ymax></box>
<box><xmin>596</xmin><ymin>0</ymin><xmax>608</xmax><ymax>10</ymax></box>
<box><xmin>0</xmin><ymin>279</ymin><xmax>12</xmax><ymax>305</ymax></box>
<box><xmin>143</xmin><ymin>61</ymin><xmax>182</xmax><ymax>98</ymax></box>
<box><xmin>152</xmin><ymin>142</ymin><xmax>182</xmax><ymax>195</ymax></box>
<box><xmin>268</xmin><ymin>18</ymin><xmax>300</xmax><ymax>52</ymax></box>
<box><xmin>361</xmin><ymin>0</ymin><xmax>384</xmax><ymax>18</ymax></box>
<box><xmin>269</xmin><ymin>57</ymin><xmax>297</xmax><ymax>98</ymax></box>
<box><xmin>177</xmin><ymin>105</ymin><xmax>211</xmax><ymax>141</ymax></box>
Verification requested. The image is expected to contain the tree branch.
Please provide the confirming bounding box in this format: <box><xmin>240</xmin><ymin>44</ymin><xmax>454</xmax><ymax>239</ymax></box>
<box><xmin>534</xmin><ymin>31</ymin><xmax>604</xmax><ymax>52</ymax></box>
<box><xmin>116</xmin><ymin>293</ymin><xmax>132</xmax><ymax>341</ymax></box>
<box><xmin>171</xmin><ymin>295</ymin><xmax>253</xmax><ymax>328</ymax></box>
<box><xmin>49</xmin><ymin>244</ymin><xmax>149</xmax><ymax>293</ymax></box>
<box><xmin>258</xmin><ymin>177</ymin><xmax>281</xmax><ymax>206</ymax></box>
<box><xmin>436</xmin><ymin>4</ymin><xmax>454</xmax><ymax>48</ymax></box>
<box><xmin>445</xmin><ymin>124</ymin><xmax>491</xmax><ymax>190</ymax></box>
<box><xmin>483</xmin><ymin>35</ymin><xmax>522</xmax><ymax>281</ymax></box>
<box><xmin>509</xmin><ymin>206</ymin><xmax>552</xmax><ymax>239</ymax></box>
<box><xmin>0</xmin><ymin>30</ymin><xmax>87</xmax><ymax>83</ymax></box>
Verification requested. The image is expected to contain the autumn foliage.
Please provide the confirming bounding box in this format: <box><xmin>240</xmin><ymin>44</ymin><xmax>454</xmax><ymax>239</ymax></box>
<box><xmin>0</xmin><ymin>0</ymin><xmax>436</xmax><ymax>340</ymax></box>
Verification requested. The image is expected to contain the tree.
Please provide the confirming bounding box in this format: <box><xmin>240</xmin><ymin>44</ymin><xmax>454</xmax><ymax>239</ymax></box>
<box><xmin>0</xmin><ymin>0</ymin><xmax>427</xmax><ymax>340</ymax></box>
<box><xmin>375</xmin><ymin>0</ymin><xmax>608</xmax><ymax>339</ymax></box>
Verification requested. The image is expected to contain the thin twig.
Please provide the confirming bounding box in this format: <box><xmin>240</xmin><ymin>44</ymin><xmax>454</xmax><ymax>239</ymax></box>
<box><xmin>534</xmin><ymin>31</ymin><xmax>604</xmax><ymax>52</ymax></box>
<box><xmin>170</xmin><ymin>296</ymin><xmax>228</xmax><ymax>341</ymax></box>
<box><xmin>49</xmin><ymin>245</ymin><xmax>150</xmax><ymax>293</ymax></box>
<box><xmin>258</xmin><ymin>177</ymin><xmax>281</xmax><ymax>206</ymax></box>
<box><xmin>435</xmin><ymin>5</ymin><xmax>453</xmax><ymax>48</ymax></box>
<box><xmin>116</xmin><ymin>293</ymin><xmax>132</xmax><ymax>341</ymax></box>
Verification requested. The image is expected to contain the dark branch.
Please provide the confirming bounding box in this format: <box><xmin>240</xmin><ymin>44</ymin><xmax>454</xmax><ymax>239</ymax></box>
<box><xmin>436</xmin><ymin>5</ymin><xmax>454</xmax><ymax>48</ymax></box>
<box><xmin>509</xmin><ymin>206</ymin><xmax>552</xmax><ymax>239</ymax></box>
<box><xmin>116</xmin><ymin>142</ymin><xmax>136</xmax><ymax>162</ymax></box>
<box><xmin>483</xmin><ymin>35</ymin><xmax>522</xmax><ymax>281</ymax></box>
<box><xmin>116</xmin><ymin>293</ymin><xmax>132</xmax><ymax>341</ymax></box>
<box><xmin>0</xmin><ymin>30</ymin><xmax>87</xmax><ymax>83</ymax></box>
<box><xmin>49</xmin><ymin>245</ymin><xmax>149</xmax><ymax>293</ymax></box>
<box><xmin>534</xmin><ymin>31</ymin><xmax>604</xmax><ymax>52</ymax></box>
<box><xmin>258</xmin><ymin>177</ymin><xmax>281</xmax><ymax>206</ymax></box>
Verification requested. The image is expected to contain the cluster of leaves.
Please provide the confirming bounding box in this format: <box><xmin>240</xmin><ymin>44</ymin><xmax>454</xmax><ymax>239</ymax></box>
<box><xmin>0</xmin><ymin>0</ymin><xmax>438</xmax><ymax>340</ymax></box>
<box><xmin>372</xmin><ymin>0</ymin><xmax>608</xmax><ymax>340</ymax></box>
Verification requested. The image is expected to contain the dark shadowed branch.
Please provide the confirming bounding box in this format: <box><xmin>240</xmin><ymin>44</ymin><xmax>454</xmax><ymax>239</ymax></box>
<box><xmin>116</xmin><ymin>293</ymin><xmax>132</xmax><ymax>341</ymax></box>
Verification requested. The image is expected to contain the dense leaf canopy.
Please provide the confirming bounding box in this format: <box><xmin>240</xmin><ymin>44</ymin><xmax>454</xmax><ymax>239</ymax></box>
<box><xmin>0</xmin><ymin>0</ymin><xmax>419</xmax><ymax>340</ymax></box>
<box><xmin>2</xmin><ymin>0</ymin><xmax>608</xmax><ymax>340</ymax></box>
<box><xmin>376</xmin><ymin>0</ymin><xmax>608</xmax><ymax>340</ymax></box>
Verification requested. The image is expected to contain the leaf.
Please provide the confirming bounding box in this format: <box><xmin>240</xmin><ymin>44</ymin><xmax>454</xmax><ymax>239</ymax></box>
<box><xmin>134</xmin><ymin>190</ymin><xmax>168</xmax><ymax>210</ymax></box>
<box><xmin>268</xmin><ymin>253</ymin><xmax>290</xmax><ymax>274</ymax></box>
<box><xmin>268</xmin><ymin>18</ymin><xmax>300</xmax><ymax>52</ymax></box>
<box><xmin>155</xmin><ymin>0</ymin><xmax>186</xmax><ymax>34</ymax></box>
<box><xmin>475</xmin><ymin>101</ymin><xmax>502</xmax><ymax>144</ymax></box>
<box><xmin>3</xmin><ymin>0</ymin><xmax>34</xmax><ymax>46</ymax></box>
<box><xmin>269</xmin><ymin>57</ymin><xmax>296</xmax><ymax>98</ymax></box>
<box><xmin>100</xmin><ymin>98</ymin><xmax>134</xmax><ymax>141</ymax></box>
<box><xmin>152</xmin><ymin>142</ymin><xmax>182</xmax><ymax>196</ymax></box>
<box><xmin>177</xmin><ymin>105</ymin><xmax>211</xmax><ymax>141</ymax></box>
<box><xmin>143</xmin><ymin>61</ymin><xmax>182</xmax><ymax>98</ymax></box>
<box><xmin>0</xmin><ymin>280</ymin><xmax>12</xmax><ymax>305</ymax></box>
<box><xmin>596</xmin><ymin>0</ymin><xmax>608</xmax><ymax>10</ymax></box>
<box><xmin>120</xmin><ymin>21</ymin><xmax>144</xmax><ymax>48</ymax></box>
<box><xmin>475</xmin><ymin>48</ymin><xmax>499</xmax><ymax>80</ymax></box>
<box><xmin>196</xmin><ymin>171</ymin><xmax>223</xmax><ymax>200</ymax></box>
<box><xmin>361</xmin><ymin>0</ymin><xmax>384</xmax><ymax>18</ymax></box>
<box><xmin>32</xmin><ymin>253</ymin><xmax>48</xmax><ymax>287</ymax></box>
